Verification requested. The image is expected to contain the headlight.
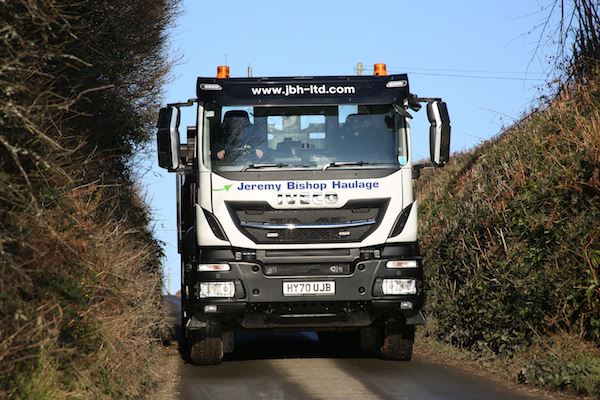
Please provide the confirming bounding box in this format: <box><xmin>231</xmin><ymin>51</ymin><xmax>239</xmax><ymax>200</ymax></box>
<box><xmin>199</xmin><ymin>281</ymin><xmax>235</xmax><ymax>298</ymax></box>
<box><xmin>386</xmin><ymin>260</ymin><xmax>418</xmax><ymax>269</ymax></box>
<box><xmin>382</xmin><ymin>278</ymin><xmax>417</xmax><ymax>295</ymax></box>
<box><xmin>198</xmin><ymin>263</ymin><xmax>230</xmax><ymax>272</ymax></box>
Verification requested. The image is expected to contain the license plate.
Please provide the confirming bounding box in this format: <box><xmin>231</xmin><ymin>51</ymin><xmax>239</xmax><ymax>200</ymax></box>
<box><xmin>283</xmin><ymin>281</ymin><xmax>335</xmax><ymax>296</ymax></box>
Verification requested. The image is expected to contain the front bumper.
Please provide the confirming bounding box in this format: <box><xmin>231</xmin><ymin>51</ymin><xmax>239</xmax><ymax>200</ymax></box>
<box><xmin>184</xmin><ymin>247</ymin><xmax>424</xmax><ymax>329</ymax></box>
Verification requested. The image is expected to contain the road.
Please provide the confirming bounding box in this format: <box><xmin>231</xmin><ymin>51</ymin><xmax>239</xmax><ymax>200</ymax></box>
<box><xmin>166</xmin><ymin>296</ymin><xmax>543</xmax><ymax>400</ymax></box>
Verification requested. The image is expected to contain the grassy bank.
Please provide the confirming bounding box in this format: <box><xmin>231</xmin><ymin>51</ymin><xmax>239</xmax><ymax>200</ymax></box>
<box><xmin>416</xmin><ymin>78</ymin><xmax>600</xmax><ymax>396</ymax></box>
<box><xmin>0</xmin><ymin>0</ymin><xmax>178</xmax><ymax>398</ymax></box>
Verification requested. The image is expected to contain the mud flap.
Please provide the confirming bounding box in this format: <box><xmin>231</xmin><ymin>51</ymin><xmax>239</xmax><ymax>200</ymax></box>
<box><xmin>405</xmin><ymin>311</ymin><xmax>426</xmax><ymax>325</ymax></box>
<box><xmin>186</xmin><ymin>316</ymin><xmax>208</xmax><ymax>331</ymax></box>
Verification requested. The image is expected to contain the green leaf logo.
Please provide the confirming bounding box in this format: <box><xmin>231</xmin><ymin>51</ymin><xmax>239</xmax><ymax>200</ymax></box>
<box><xmin>213</xmin><ymin>184</ymin><xmax>233</xmax><ymax>192</ymax></box>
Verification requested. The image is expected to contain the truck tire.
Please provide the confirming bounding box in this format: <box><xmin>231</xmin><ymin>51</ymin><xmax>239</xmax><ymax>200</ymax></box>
<box><xmin>180</xmin><ymin>315</ymin><xmax>188</xmax><ymax>342</ymax></box>
<box><xmin>222</xmin><ymin>330</ymin><xmax>235</xmax><ymax>354</ymax></box>
<box><xmin>380</xmin><ymin>320</ymin><xmax>414</xmax><ymax>361</ymax></box>
<box><xmin>189</xmin><ymin>337</ymin><xmax>224</xmax><ymax>365</ymax></box>
<box><xmin>360</xmin><ymin>326</ymin><xmax>381</xmax><ymax>351</ymax></box>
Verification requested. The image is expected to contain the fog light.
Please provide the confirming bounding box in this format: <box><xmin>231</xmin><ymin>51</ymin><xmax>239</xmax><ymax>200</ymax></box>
<box><xmin>199</xmin><ymin>281</ymin><xmax>235</xmax><ymax>298</ymax></box>
<box><xmin>204</xmin><ymin>305</ymin><xmax>218</xmax><ymax>313</ymax></box>
<box><xmin>386</xmin><ymin>260</ymin><xmax>418</xmax><ymax>269</ymax></box>
<box><xmin>198</xmin><ymin>263</ymin><xmax>230</xmax><ymax>272</ymax></box>
<box><xmin>400</xmin><ymin>301</ymin><xmax>413</xmax><ymax>310</ymax></box>
<box><xmin>382</xmin><ymin>278</ymin><xmax>417</xmax><ymax>295</ymax></box>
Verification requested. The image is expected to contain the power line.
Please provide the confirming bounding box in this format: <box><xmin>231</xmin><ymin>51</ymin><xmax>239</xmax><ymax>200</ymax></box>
<box><xmin>356</xmin><ymin>65</ymin><xmax>548</xmax><ymax>81</ymax></box>
<box><xmin>397</xmin><ymin>71</ymin><xmax>546</xmax><ymax>81</ymax></box>
<box><xmin>361</xmin><ymin>65</ymin><xmax>546</xmax><ymax>76</ymax></box>
<box><xmin>392</xmin><ymin>67</ymin><xmax>545</xmax><ymax>76</ymax></box>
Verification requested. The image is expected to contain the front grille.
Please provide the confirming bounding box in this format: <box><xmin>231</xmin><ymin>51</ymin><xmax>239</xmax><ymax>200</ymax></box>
<box><xmin>226</xmin><ymin>199</ymin><xmax>389</xmax><ymax>244</ymax></box>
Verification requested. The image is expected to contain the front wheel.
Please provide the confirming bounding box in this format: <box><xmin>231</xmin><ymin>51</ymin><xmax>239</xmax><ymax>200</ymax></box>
<box><xmin>380</xmin><ymin>319</ymin><xmax>414</xmax><ymax>361</ymax></box>
<box><xmin>189</xmin><ymin>336</ymin><xmax>224</xmax><ymax>365</ymax></box>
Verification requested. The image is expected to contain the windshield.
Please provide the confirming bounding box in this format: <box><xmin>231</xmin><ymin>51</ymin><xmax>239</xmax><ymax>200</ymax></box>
<box><xmin>203</xmin><ymin>104</ymin><xmax>408</xmax><ymax>171</ymax></box>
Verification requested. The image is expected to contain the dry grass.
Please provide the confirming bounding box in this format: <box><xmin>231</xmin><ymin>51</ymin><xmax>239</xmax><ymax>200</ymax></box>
<box><xmin>1</xmin><ymin>183</ymin><xmax>171</xmax><ymax>399</ymax></box>
<box><xmin>0</xmin><ymin>0</ymin><xmax>178</xmax><ymax>398</ymax></box>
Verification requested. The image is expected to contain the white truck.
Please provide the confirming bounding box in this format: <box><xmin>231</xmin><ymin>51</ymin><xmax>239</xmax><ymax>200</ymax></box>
<box><xmin>157</xmin><ymin>64</ymin><xmax>450</xmax><ymax>365</ymax></box>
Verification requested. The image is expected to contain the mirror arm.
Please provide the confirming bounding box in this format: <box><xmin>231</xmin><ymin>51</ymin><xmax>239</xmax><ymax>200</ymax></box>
<box><xmin>412</xmin><ymin>162</ymin><xmax>439</xmax><ymax>180</ymax></box>
<box><xmin>167</xmin><ymin>98</ymin><xmax>197</xmax><ymax>108</ymax></box>
<box><xmin>408</xmin><ymin>94</ymin><xmax>443</xmax><ymax>112</ymax></box>
<box><xmin>176</xmin><ymin>143</ymin><xmax>195</xmax><ymax>175</ymax></box>
<box><xmin>414</xmin><ymin>162</ymin><xmax>437</xmax><ymax>170</ymax></box>
<box><xmin>175</xmin><ymin>166</ymin><xmax>194</xmax><ymax>175</ymax></box>
<box><xmin>393</xmin><ymin>103</ymin><xmax>412</xmax><ymax>118</ymax></box>
<box><xmin>411</xmin><ymin>95</ymin><xmax>442</xmax><ymax>103</ymax></box>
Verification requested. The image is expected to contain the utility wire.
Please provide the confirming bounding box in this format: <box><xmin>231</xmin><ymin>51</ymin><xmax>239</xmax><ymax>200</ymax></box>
<box><xmin>385</xmin><ymin>66</ymin><xmax>545</xmax><ymax>75</ymax></box>
<box><xmin>360</xmin><ymin>64</ymin><xmax>546</xmax><ymax>75</ymax></box>
<box><xmin>396</xmin><ymin>71</ymin><xmax>546</xmax><ymax>81</ymax></box>
<box><xmin>356</xmin><ymin>65</ymin><xmax>548</xmax><ymax>81</ymax></box>
<box><xmin>394</xmin><ymin>67</ymin><xmax>545</xmax><ymax>76</ymax></box>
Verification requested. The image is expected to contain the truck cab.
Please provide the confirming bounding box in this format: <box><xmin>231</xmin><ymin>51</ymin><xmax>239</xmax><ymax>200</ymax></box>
<box><xmin>157</xmin><ymin>64</ymin><xmax>450</xmax><ymax>365</ymax></box>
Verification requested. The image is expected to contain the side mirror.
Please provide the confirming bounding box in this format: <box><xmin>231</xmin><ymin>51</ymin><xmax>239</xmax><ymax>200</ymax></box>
<box><xmin>157</xmin><ymin>106</ymin><xmax>181</xmax><ymax>170</ymax></box>
<box><xmin>426</xmin><ymin>101</ymin><xmax>451</xmax><ymax>166</ymax></box>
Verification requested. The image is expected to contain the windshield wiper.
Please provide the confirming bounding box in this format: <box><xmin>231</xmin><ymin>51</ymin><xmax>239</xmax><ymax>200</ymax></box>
<box><xmin>322</xmin><ymin>161</ymin><xmax>369</xmax><ymax>170</ymax></box>
<box><xmin>242</xmin><ymin>163</ymin><xmax>290</xmax><ymax>171</ymax></box>
<box><xmin>322</xmin><ymin>161</ymin><xmax>398</xmax><ymax>170</ymax></box>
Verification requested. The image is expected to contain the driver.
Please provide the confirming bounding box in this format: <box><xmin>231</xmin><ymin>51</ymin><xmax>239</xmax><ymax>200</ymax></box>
<box><xmin>342</xmin><ymin>114</ymin><xmax>373</xmax><ymax>154</ymax></box>
<box><xmin>214</xmin><ymin>110</ymin><xmax>265</xmax><ymax>161</ymax></box>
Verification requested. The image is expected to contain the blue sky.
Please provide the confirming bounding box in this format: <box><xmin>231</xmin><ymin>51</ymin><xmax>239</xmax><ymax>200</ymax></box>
<box><xmin>143</xmin><ymin>0</ymin><xmax>558</xmax><ymax>294</ymax></box>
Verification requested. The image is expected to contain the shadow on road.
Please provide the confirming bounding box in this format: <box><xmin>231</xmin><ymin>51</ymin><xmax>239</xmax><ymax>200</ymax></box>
<box><xmin>167</xmin><ymin>296</ymin><xmax>544</xmax><ymax>400</ymax></box>
<box><xmin>227</xmin><ymin>330</ymin><xmax>375</xmax><ymax>361</ymax></box>
<box><xmin>166</xmin><ymin>294</ymin><xmax>375</xmax><ymax>362</ymax></box>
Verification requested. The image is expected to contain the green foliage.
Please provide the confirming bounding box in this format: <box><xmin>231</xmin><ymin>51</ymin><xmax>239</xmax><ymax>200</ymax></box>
<box><xmin>416</xmin><ymin>80</ymin><xmax>600</xmax><ymax>394</ymax></box>
<box><xmin>518</xmin><ymin>336</ymin><xmax>600</xmax><ymax>396</ymax></box>
<box><xmin>11</xmin><ymin>353</ymin><xmax>67</xmax><ymax>400</ymax></box>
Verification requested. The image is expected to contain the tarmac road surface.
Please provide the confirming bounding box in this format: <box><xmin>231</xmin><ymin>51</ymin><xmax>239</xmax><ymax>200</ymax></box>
<box><xmin>166</xmin><ymin>296</ymin><xmax>544</xmax><ymax>400</ymax></box>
